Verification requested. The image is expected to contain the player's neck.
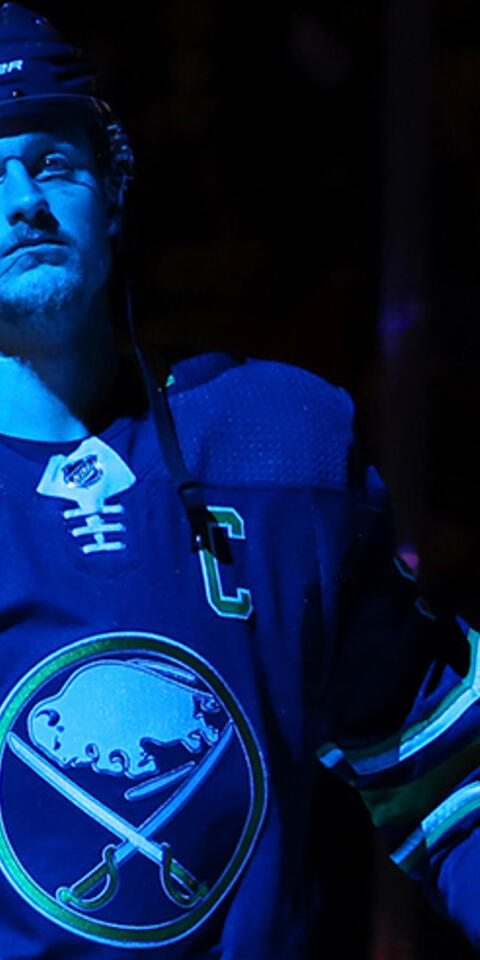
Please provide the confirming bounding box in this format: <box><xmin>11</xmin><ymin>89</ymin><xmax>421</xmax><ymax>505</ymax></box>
<box><xmin>0</xmin><ymin>300</ymin><xmax>119</xmax><ymax>442</ymax></box>
<box><xmin>0</xmin><ymin>360</ymin><xmax>90</xmax><ymax>441</ymax></box>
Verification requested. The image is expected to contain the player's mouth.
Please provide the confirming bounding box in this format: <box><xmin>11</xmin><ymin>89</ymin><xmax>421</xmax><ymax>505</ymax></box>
<box><xmin>3</xmin><ymin>238</ymin><xmax>66</xmax><ymax>257</ymax></box>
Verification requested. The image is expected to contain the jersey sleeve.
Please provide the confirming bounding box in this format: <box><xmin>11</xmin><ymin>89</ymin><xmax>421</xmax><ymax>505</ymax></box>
<box><xmin>317</xmin><ymin>463</ymin><xmax>480</xmax><ymax>949</ymax></box>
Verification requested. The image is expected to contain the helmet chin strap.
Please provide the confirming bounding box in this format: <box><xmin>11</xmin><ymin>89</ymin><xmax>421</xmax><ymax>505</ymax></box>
<box><xmin>124</xmin><ymin>275</ymin><xmax>209</xmax><ymax>552</ymax></box>
<box><xmin>95</xmin><ymin>98</ymin><xmax>209</xmax><ymax>546</ymax></box>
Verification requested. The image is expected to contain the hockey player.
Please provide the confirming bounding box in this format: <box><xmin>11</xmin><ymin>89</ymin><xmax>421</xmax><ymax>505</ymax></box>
<box><xmin>0</xmin><ymin>4</ymin><xmax>477</xmax><ymax>959</ymax></box>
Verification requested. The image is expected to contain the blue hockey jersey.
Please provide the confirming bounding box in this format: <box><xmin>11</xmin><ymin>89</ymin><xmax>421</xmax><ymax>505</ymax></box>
<box><xmin>0</xmin><ymin>351</ymin><xmax>475</xmax><ymax>958</ymax></box>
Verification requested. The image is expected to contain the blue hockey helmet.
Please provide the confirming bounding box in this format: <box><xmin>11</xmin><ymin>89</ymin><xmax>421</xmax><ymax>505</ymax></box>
<box><xmin>0</xmin><ymin>2</ymin><xmax>134</xmax><ymax>204</ymax></box>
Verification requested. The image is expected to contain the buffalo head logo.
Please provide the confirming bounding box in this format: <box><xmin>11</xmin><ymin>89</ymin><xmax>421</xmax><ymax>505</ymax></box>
<box><xmin>28</xmin><ymin>659</ymin><xmax>220</xmax><ymax>779</ymax></box>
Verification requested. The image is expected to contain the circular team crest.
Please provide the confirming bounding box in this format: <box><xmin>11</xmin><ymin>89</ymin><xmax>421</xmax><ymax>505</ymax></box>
<box><xmin>0</xmin><ymin>633</ymin><xmax>268</xmax><ymax>948</ymax></box>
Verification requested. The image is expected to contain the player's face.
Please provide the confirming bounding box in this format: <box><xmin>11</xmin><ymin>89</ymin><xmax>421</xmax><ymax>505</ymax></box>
<box><xmin>0</xmin><ymin>114</ymin><xmax>114</xmax><ymax>342</ymax></box>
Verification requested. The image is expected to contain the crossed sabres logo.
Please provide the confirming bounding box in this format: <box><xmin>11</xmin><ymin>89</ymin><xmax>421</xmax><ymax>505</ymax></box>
<box><xmin>0</xmin><ymin>634</ymin><xmax>268</xmax><ymax>949</ymax></box>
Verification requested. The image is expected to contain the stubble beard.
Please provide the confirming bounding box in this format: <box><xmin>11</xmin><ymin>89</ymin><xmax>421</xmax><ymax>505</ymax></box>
<box><xmin>0</xmin><ymin>259</ymin><xmax>101</xmax><ymax>358</ymax></box>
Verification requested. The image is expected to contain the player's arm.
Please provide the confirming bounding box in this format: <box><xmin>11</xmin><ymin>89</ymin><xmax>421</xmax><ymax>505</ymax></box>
<box><xmin>318</xmin><ymin>463</ymin><xmax>480</xmax><ymax>950</ymax></box>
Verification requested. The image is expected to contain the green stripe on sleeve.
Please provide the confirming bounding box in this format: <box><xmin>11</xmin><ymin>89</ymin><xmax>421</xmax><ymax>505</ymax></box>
<box><xmin>360</xmin><ymin>735</ymin><xmax>480</xmax><ymax>827</ymax></box>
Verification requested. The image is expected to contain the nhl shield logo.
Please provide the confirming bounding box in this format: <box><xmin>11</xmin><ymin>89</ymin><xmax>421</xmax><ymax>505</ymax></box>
<box><xmin>0</xmin><ymin>633</ymin><xmax>268</xmax><ymax>948</ymax></box>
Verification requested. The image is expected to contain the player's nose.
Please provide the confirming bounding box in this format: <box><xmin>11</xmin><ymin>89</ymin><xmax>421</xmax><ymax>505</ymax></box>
<box><xmin>1</xmin><ymin>159</ymin><xmax>50</xmax><ymax>225</ymax></box>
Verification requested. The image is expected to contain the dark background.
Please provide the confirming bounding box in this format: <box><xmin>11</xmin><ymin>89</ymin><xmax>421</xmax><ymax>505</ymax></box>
<box><xmin>31</xmin><ymin>0</ymin><xmax>480</xmax><ymax>956</ymax></box>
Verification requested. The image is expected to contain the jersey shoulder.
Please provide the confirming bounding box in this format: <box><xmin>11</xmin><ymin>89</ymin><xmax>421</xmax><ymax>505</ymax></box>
<box><xmin>172</xmin><ymin>355</ymin><xmax>355</xmax><ymax>491</ymax></box>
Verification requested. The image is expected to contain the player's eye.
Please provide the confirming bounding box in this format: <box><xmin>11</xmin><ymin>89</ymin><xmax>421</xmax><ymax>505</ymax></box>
<box><xmin>34</xmin><ymin>153</ymin><xmax>74</xmax><ymax>179</ymax></box>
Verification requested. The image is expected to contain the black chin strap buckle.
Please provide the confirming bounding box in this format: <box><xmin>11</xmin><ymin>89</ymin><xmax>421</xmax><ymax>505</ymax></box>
<box><xmin>178</xmin><ymin>482</ymin><xmax>209</xmax><ymax>552</ymax></box>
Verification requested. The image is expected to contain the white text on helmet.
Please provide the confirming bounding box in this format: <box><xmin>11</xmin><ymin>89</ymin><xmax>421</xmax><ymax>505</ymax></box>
<box><xmin>0</xmin><ymin>60</ymin><xmax>24</xmax><ymax>76</ymax></box>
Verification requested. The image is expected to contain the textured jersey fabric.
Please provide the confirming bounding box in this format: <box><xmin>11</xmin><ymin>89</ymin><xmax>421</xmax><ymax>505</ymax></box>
<box><xmin>0</xmin><ymin>351</ymin><xmax>474</xmax><ymax>958</ymax></box>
